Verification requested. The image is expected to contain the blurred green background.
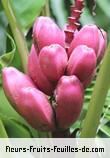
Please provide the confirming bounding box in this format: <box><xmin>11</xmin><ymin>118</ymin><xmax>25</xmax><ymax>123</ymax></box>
<box><xmin>0</xmin><ymin>0</ymin><xmax>110</xmax><ymax>138</ymax></box>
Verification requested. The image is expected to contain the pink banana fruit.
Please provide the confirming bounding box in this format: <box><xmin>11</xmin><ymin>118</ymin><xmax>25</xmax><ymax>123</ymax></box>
<box><xmin>2</xmin><ymin>67</ymin><xmax>55</xmax><ymax>131</ymax></box>
<box><xmin>68</xmin><ymin>24</ymin><xmax>100</xmax><ymax>57</ymax></box>
<box><xmin>28</xmin><ymin>45</ymin><xmax>55</xmax><ymax>96</ymax></box>
<box><xmin>33</xmin><ymin>16</ymin><xmax>65</xmax><ymax>52</ymax></box>
<box><xmin>54</xmin><ymin>75</ymin><xmax>84</xmax><ymax>129</ymax></box>
<box><xmin>67</xmin><ymin>45</ymin><xmax>96</xmax><ymax>86</ymax></box>
<box><xmin>39</xmin><ymin>44</ymin><xmax>68</xmax><ymax>81</ymax></box>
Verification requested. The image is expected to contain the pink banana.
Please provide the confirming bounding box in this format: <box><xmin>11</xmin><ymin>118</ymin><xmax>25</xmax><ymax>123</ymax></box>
<box><xmin>67</xmin><ymin>45</ymin><xmax>96</xmax><ymax>85</ymax></box>
<box><xmin>39</xmin><ymin>44</ymin><xmax>68</xmax><ymax>81</ymax></box>
<box><xmin>2</xmin><ymin>67</ymin><xmax>55</xmax><ymax>131</ymax></box>
<box><xmin>54</xmin><ymin>75</ymin><xmax>84</xmax><ymax>129</ymax></box>
<box><xmin>68</xmin><ymin>24</ymin><xmax>100</xmax><ymax>57</ymax></box>
<box><xmin>28</xmin><ymin>45</ymin><xmax>55</xmax><ymax>96</ymax></box>
<box><xmin>33</xmin><ymin>16</ymin><xmax>65</xmax><ymax>51</ymax></box>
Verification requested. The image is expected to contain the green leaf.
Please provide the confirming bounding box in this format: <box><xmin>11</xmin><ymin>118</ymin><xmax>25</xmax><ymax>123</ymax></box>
<box><xmin>0</xmin><ymin>33</ymin><xmax>16</xmax><ymax>85</ymax></box>
<box><xmin>50</xmin><ymin>0</ymin><xmax>67</xmax><ymax>28</ymax></box>
<box><xmin>0</xmin><ymin>87</ymin><xmax>39</xmax><ymax>137</ymax></box>
<box><xmin>0</xmin><ymin>10</ymin><xmax>8</xmax><ymax>55</ymax></box>
<box><xmin>0</xmin><ymin>33</ymin><xmax>15</xmax><ymax>71</ymax></box>
<box><xmin>96</xmin><ymin>0</ymin><xmax>110</xmax><ymax>19</ymax></box>
<box><xmin>0</xmin><ymin>119</ymin><xmax>8</xmax><ymax>138</ymax></box>
<box><xmin>3</xmin><ymin>119</ymin><xmax>32</xmax><ymax>138</ymax></box>
<box><xmin>10</xmin><ymin>0</ymin><xmax>47</xmax><ymax>32</ymax></box>
<box><xmin>98</xmin><ymin>125</ymin><xmax>110</xmax><ymax>138</ymax></box>
<box><xmin>0</xmin><ymin>112</ymin><xmax>38</xmax><ymax>138</ymax></box>
<box><xmin>0</xmin><ymin>87</ymin><xmax>24</xmax><ymax>121</ymax></box>
<box><xmin>0</xmin><ymin>27</ymin><xmax>7</xmax><ymax>55</ymax></box>
<box><xmin>80</xmin><ymin>7</ymin><xmax>95</xmax><ymax>25</ymax></box>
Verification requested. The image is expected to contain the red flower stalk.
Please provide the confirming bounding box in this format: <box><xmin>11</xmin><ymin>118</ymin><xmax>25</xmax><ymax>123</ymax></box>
<box><xmin>64</xmin><ymin>0</ymin><xmax>84</xmax><ymax>45</ymax></box>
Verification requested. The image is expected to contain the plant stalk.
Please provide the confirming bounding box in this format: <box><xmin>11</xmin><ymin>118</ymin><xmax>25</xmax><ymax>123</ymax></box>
<box><xmin>1</xmin><ymin>0</ymin><xmax>28</xmax><ymax>73</ymax></box>
<box><xmin>45</xmin><ymin>0</ymin><xmax>50</xmax><ymax>17</ymax></box>
<box><xmin>52</xmin><ymin>129</ymin><xmax>70</xmax><ymax>138</ymax></box>
<box><xmin>41</xmin><ymin>0</ymin><xmax>50</xmax><ymax>17</ymax></box>
<box><xmin>80</xmin><ymin>43</ymin><xmax>110</xmax><ymax>137</ymax></box>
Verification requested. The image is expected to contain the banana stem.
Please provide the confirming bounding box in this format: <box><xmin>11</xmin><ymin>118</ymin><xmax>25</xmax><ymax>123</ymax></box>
<box><xmin>1</xmin><ymin>0</ymin><xmax>28</xmax><ymax>73</ymax></box>
<box><xmin>41</xmin><ymin>0</ymin><xmax>50</xmax><ymax>17</ymax></box>
<box><xmin>80</xmin><ymin>43</ymin><xmax>110</xmax><ymax>137</ymax></box>
<box><xmin>45</xmin><ymin>0</ymin><xmax>50</xmax><ymax>16</ymax></box>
